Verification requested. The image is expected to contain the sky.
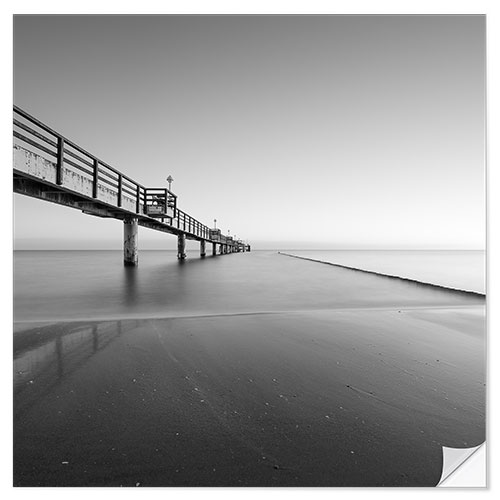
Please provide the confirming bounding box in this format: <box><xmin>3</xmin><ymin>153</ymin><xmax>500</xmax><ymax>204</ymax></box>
<box><xmin>13</xmin><ymin>15</ymin><xmax>486</xmax><ymax>249</ymax></box>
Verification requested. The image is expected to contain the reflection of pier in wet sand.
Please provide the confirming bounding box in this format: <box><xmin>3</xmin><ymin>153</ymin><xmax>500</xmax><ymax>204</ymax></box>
<box><xmin>14</xmin><ymin>321</ymin><xmax>124</xmax><ymax>415</ymax></box>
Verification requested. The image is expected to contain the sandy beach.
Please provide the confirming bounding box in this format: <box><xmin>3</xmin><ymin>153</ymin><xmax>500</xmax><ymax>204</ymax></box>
<box><xmin>14</xmin><ymin>297</ymin><xmax>485</xmax><ymax>486</ymax></box>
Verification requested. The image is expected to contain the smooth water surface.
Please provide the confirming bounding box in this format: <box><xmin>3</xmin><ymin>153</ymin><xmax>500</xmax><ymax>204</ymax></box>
<box><xmin>14</xmin><ymin>250</ymin><xmax>484</xmax><ymax>322</ymax></box>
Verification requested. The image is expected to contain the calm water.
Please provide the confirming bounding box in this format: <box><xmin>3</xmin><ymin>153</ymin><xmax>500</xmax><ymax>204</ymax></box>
<box><xmin>284</xmin><ymin>250</ymin><xmax>485</xmax><ymax>294</ymax></box>
<box><xmin>14</xmin><ymin>250</ymin><xmax>484</xmax><ymax>323</ymax></box>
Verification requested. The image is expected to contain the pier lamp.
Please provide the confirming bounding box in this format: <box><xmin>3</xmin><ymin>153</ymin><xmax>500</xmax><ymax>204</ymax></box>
<box><xmin>214</xmin><ymin>219</ymin><xmax>217</xmax><ymax>229</ymax></box>
<box><xmin>167</xmin><ymin>175</ymin><xmax>174</xmax><ymax>191</ymax></box>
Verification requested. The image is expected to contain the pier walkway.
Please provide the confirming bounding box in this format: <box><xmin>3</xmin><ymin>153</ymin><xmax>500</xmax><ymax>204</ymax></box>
<box><xmin>13</xmin><ymin>106</ymin><xmax>250</xmax><ymax>265</ymax></box>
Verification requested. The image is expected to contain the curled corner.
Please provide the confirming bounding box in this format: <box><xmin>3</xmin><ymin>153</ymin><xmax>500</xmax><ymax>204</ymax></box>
<box><xmin>437</xmin><ymin>442</ymin><xmax>486</xmax><ymax>487</ymax></box>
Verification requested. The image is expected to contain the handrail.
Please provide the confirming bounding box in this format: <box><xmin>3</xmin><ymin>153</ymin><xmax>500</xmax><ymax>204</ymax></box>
<box><xmin>13</xmin><ymin>105</ymin><xmax>242</xmax><ymax>244</ymax></box>
<box><xmin>14</xmin><ymin>105</ymin><xmax>143</xmax><ymax>189</ymax></box>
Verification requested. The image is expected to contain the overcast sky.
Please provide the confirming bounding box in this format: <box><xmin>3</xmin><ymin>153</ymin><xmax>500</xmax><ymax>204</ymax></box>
<box><xmin>13</xmin><ymin>15</ymin><xmax>485</xmax><ymax>249</ymax></box>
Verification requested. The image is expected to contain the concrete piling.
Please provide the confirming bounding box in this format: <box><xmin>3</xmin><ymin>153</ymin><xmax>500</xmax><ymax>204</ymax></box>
<box><xmin>212</xmin><ymin>242</ymin><xmax>217</xmax><ymax>256</ymax></box>
<box><xmin>123</xmin><ymin>217</ymin><xmax>139</xmax><ymax>266</ymax></box>
<box><xmin>200</xmin><ymin>240</ymin><xmax>206</xmax><ymax>258</ymax></box>
<box><xmin>177</xmin><ymin>234</ymin><xmax>187</xmax><ymax>260</ymax></box>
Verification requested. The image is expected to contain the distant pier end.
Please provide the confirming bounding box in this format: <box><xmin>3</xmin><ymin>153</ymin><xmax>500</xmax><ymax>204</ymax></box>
<box><xmin>13</xmin><ymin>106</ymin><xmax>250</xmax><ymax>265</ymax></box>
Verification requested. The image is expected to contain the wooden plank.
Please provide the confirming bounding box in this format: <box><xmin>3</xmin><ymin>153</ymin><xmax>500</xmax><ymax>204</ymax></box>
<box><xmin>14</xmin><ymin>106</ymin><xmax>61</xmax><ymax>139</ymax></box>
<box><xmin>63</xmin><ymin>146</ymin><xmax>94</xmax><ymax>168</ymax></box>
<box><xmin>13</xmin><ymin>132</ymin><xmax>57</xmax><ymax>158</ymax></box>
<box><xmin>63</xmin><ymin>156</ymin><xmax>94</xmax><ymax>177</ymax></box>
<box><xmin>14</xmin><ymin>119</ymin><xmax>58</xmax><ymax>148</ymax></box>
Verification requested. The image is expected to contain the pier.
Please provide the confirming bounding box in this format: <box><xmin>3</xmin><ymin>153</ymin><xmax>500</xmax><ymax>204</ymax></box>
<box><xmin>13</xmin><ymin>106</ymin><xmax>250</xmax><ymax>265</ymax></box>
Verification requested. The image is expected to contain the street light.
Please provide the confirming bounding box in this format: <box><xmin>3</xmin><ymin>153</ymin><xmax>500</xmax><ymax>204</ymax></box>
<box><xmin>214</xmin><ymin>219</ymin><xmax>217</xmax><ymax>229</ymax></box>
<box><xmin>167</xmin><ymin>175</ymin><xmax>174</xmax><ymax>191</ymax></box>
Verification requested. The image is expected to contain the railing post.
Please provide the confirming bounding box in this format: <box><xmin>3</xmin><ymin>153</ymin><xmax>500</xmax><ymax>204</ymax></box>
<box><xmin>136</xmin><ymin>185</ymin><xmax>141</xmax><ymax>214</ymax></box>
<box><xmin>92</xmin><ymin>159</ymin><xmax>99</xmax><ymax>198</ymax></box>
<box><xmin>56</xmin><ymin>137</ymin><xmax>64</xmax><ymax>185</ymax></box>
<box><xmin>117</xmin><ymin>175</ymin><xmax>122</xmax><ymax>207</ymax></box>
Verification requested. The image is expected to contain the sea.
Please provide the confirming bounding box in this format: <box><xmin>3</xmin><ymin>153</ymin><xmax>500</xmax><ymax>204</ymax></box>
<box><xmin>13</xmin><ymin>249</ymin><xmax>485</xmax><ymax>323</ymax></box>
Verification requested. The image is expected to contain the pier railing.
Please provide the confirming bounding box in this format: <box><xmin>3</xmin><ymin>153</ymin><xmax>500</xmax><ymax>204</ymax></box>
<box><xmin>13</xmin><ymin>106</ymin><xmax>220</xmax><ymax>243</ymax></box>
<box><xmin>14</xmin><ymin>106</ymin><xmax>147</xmax><ymax>212</ymax></box>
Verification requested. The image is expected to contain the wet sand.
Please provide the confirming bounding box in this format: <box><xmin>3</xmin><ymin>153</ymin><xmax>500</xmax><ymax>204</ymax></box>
<box><xmin>14</xmin><ymin>305</ymin><xmax>485</xmax><ymax>486</ymax></box>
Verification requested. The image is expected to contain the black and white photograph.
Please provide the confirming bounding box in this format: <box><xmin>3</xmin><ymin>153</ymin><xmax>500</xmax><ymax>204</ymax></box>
<box><xmin>12</xmin><ymin>11</ymin><xmax>488</xmax><ymax>488</ymax></box>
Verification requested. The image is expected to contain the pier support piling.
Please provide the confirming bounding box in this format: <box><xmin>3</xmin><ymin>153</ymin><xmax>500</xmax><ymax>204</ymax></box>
<box><xmin>200</xmin><ymin>240</ymin><xmax>206</xmax><ymax>258</ymax></box>
<box><xmin>212</xmin><ymin>242</ymin><xmax>217</xmax><ymax>256</ymax></box>
<box><xmin>123</xmin><ymin>217</ymin><xmax>139</xmax><ymax>266</ymax></box>
<box><xmin>177</xmin><ymin>234</ymin><xmax>187</xmax><ymax>260</ymax></box>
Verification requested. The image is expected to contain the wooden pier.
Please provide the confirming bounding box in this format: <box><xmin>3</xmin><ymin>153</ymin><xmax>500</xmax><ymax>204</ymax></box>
<box><xmin>13</xmin><ymin>106</ymin><xmax>250</xmax><ymax>265</ymax></box>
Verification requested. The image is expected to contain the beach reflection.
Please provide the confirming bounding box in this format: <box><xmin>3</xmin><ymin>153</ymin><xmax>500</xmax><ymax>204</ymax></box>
<box><xmin>14</xmin><ymin>321</ymin><xmax>125</xmax><ymax>411</ymax></box>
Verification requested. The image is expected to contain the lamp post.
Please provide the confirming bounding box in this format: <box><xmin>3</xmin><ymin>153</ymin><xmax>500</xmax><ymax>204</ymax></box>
<box><xmin>214</xmin><ymin>219</ymin><xmax>217</xmax><ymax>229</ymax></box>
<box><xmin>167</xmin><ymin>175</ymin><xmax>173</xmax><ymax>192</ymax></box>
